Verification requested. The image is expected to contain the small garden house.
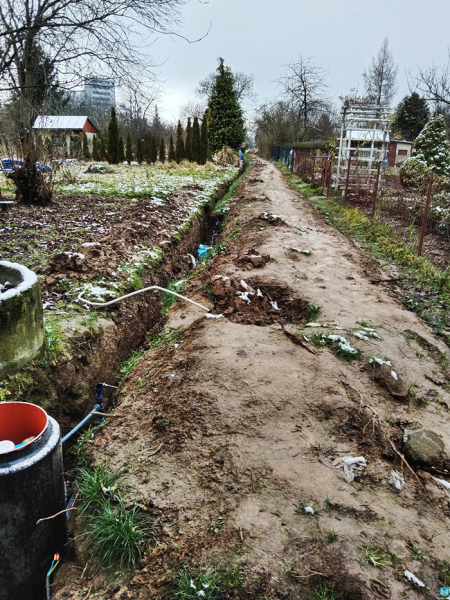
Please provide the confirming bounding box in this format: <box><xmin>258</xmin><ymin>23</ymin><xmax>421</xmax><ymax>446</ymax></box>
<box><xmin>33</xmin><ymin>115</ymin><xmax>99</xmax><ymax>156</ymax></box>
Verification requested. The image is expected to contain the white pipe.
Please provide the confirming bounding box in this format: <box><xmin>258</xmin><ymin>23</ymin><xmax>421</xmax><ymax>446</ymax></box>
<box><xmin>77</xmin><ymin>285</ymin><xmax>210</xmax><ymax>311</ymax></box>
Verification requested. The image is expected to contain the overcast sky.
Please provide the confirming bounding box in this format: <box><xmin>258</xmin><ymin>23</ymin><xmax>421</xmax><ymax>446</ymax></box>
<box><xmin>147</xmin><ymin>0</ymin><xmax>450</xmax><ymax>121</ymax></box>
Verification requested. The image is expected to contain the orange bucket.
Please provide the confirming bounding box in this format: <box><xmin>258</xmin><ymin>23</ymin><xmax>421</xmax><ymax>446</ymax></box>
<box><xmin>0</xmin><ymin>402</ymin><xmax>48</xmax><ymax>454</ymax></box>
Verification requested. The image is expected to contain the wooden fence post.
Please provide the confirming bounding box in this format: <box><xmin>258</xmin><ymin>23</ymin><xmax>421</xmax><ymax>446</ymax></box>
<box><xmin>371</xmin><ymin>161</ymin><xmax>382</xmax><ymax>220</ymax></box>
<box><xmin>418</xmin><ymin>167</ymin><xmax>435</xmax><ymax>257</ymax></box>
<box><xmin>344</xmin><ymin>156</ymin><xmax>352</xmax><ymax>203</ymax></box>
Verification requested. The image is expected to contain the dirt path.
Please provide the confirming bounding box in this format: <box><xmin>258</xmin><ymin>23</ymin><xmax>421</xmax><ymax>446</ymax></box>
<box><xmin>59</xmin><ymin>159</ymin><xmax>450</xmax><ymax>599</ymax></box>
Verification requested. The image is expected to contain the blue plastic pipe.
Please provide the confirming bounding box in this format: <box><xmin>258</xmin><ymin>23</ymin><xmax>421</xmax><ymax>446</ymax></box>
<box><xmin>61</xmin><ymin>410</ymin><xmax>95</xmax><ymax>444</ymax></box>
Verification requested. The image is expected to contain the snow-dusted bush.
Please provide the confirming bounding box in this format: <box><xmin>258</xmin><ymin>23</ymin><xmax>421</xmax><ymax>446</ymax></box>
<box><xmin>399</xmin><ymin>157</ymin><xmax>429</xmax><ymax>188</ymax></box>
<box><xmin>409</xmin><ymin>113</ymin><xmax>450</xmax><ymax>176</ymax></box>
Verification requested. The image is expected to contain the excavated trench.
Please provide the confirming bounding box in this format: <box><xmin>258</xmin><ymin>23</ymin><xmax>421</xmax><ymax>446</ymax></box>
<box><xmin>12</xmin><ymin>172</ymin><xmax>243</xmax><ymax>437</ymax></box>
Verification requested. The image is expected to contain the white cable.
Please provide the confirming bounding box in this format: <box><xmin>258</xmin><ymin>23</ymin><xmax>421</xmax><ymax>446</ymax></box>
<box><xmin>77</xmin><ymin>285</ymin><xmax>210</xmax><ymax>311</ymax></box>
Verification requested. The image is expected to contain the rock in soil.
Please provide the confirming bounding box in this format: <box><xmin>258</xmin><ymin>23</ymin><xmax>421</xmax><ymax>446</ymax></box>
<box><xmin>403</xmin><ymin>427</ymin><xmax>445</xmax><ymax>465</ymax></box>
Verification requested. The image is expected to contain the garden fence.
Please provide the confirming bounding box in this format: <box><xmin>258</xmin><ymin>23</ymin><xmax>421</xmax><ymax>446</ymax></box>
<box><xmin>271</xmin><ymin>145</ymin><xmax>450</xmax><ymax>269</ymax></box>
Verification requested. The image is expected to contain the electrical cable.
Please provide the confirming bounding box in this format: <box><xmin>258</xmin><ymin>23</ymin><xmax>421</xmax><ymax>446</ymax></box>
<box><xmin>46</xmin><ymin>553</ymin><xmax>60</xmax><ymax>600</ymax></box>
<box><xmin>77</xmin><ymin>285</ymin><xmax>209</xmax><ymax>311</ymax></box>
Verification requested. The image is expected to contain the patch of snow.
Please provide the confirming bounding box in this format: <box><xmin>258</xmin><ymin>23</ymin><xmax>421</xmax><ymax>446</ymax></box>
<box><xmin>391</xmin><ymin>370</ymin><xmax>398</xmax><ymax>380</ymax></box>
<box><xmin>431</xmin><ymin>476</ymin><xmax>450</xmax><ymax>490</ymax></box>
<box><xmin>304</xmin><ymin>506</ymin><xmax>314</xmax><ymax>515</ymax></box>
<box><xmin>306</xmin><ymin>322</ymin><xmax>326</xmax><ymax>327</ymax></box>
<box><xmin>290</xmin><ymin>247</ymin><xmax>312</xmax><ymax>255</ymax></box>
<box><xmin>257</xmin><ymin>289</ymin><xmax>263</xmax><ymax>297</ymax></box>
<box><xmin>389</xmin><ymin>470</ymin><xmax>405</xmax><ymax>491</ymax></box>
<box><xmin>240</xmin><ymin>280</ymin><xmax>248</xmax><ymax>289</ymax></box>
<box><xmin>205</xmin><ymin>313</ymin><xmax>223</xmax><ymax>319</ymax></box>
<box><xmin>270</xmin><ymin>300</ymin><xmax>280</xmax><ymax>310</ymax></box>
<box><xmin>0</xmin><ymin>261</ymin><xmax>38</xmax><ymax>302</ymax></box>
<box><xmin>404</xmin><ymin>571</ymin><xmax>425</xmax><ymax>587</ymax></box>
<box><xmin>80</xmin><ymin>242</ymin><xmax>100</xmax><ymax>247</ymax></box>
<box><xmin>368</xmin><ymin>356</ymin><xmax>392</xmax><ymax>367</ymax></box>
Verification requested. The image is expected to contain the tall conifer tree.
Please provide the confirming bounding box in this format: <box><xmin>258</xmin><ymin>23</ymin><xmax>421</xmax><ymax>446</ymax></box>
<box><xmin>107</xmin><ymin>107</ymin><xmax>119</xmax><ymax>164</ymax></box>
<box><xmin>136</xmin><ymin>136</ymin><xmax>143</xmax><ymax>164</ymax></box>
<box><xmin>185</xmin><ymin>117</ymin><xmax>192</xmax><ymax>161</ymax></box>
<box><xmin>168</xmin><ymin>135</ymin><xmax>175</xmax><ymax>162</ymax></box>
<box><xmin>82</xmin><ymin>132</ymin><xmax>91</xmax><ymax>161</ymax></box>
<box><xmin>192</xmin><ymin>116</ymin><xmax>201</xmax><ymax>164</ymax></box>
<box><xmin>100</xmin><ymin>134</ymin><xmax>107</xmax><ymax>161</ymax></box>
<box><xmin>125</xmin><ymin>132</ymin><xmax>133</xmax><ymax>163</ymax></box>
<box><xmin>207</xmin><ymin>58</ymin><xmax>245</xmax><ymax>153</ymax></box>
<box><xmin>200</xmin><ymin>110</ymin><xmax>209</xmax><ymax>164</ymax></box>
<box><xmin>144</xmin><ymin>132</ymin><xmax>150</xmax><ymax>163</ymax></box>
<box><xmin>150</xmin><ymin>134</ymin><xmax>158</xmax><ymax>163</ymax></box>
<box><xmin>175</xmin><ymin>120</ymin><xmax>185</xmax><ymax>163</ymax></box>
<box><xmin>159</xmin><ymin>137</ymin><xmax>166</xmax><ymax>163</ymax></box>
<box><xmin>117</xmin><ymin>136</ymin><xmax>125</xmax><ymax>162</ymax></box>
<box><xmin>92</xmin><ymin>135</ymin><xmax>100</xmax><ymax>161</ymax></box>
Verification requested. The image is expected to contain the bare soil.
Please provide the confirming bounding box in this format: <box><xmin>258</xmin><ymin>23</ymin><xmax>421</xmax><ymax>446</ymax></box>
<box><xmin>55</xmin><ymin>160</ymin><xmax>450</xmax><ymax>599</ymax></box>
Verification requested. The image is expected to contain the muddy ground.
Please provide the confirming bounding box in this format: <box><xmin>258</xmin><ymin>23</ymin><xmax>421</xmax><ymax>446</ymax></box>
<box><xmin>0</xmin><ymin>174</ymin><xmax>237</xmax><ymax>428</ymax></box>
<box><xmin>55</xmin><ymin>160</ymin><xmax>450</xmax><ymax>599</ymax></box>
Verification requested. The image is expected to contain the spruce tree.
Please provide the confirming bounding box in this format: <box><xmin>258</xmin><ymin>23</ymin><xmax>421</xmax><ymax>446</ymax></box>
<box><xmin>144</xmin><ymin>132</ymin><xmax>150</xmax><ymax>163</ymax></box>
<box><xmin>125</xmin><ymin>132</ymin><xmax>133</xmax><ymax>163</ymax></box>
<box><xmin>107</xmin><ymin>107</ymin><xmax>119</xmax><ymax>164</ymax></box>
<box><xmin>409</xmin><ymin>113</ymin><xmax>450</xmax><ymax>176</ymax></box>
<box><xmin>118</xmin><ymin>136</ymin><xmax>125</xmax><ymax>162</ymax></box>
<box><xmin>192</xmin><ymin>116</ymin><xmax>201</xmax><ymax>164</ymax></box>
<box><xmin>200</xmin><ymin>110</ymin><xmax>209</xmax><ymax>165</ymax></box>
<box><xmin>207</xmin><ymin>58</ymin><xmax>246</xmax><ymax>153</ymax></box>
<box><xmin>394</xmin><ymin>92</ymin><xmax>430</xmax><ymax>141</ymax></box>
<box><xmin>150</xmin><ymin>134</ymin><xmax>158</xmax><ymax>164</ymax></box>
<box><xmin>136</xmin><ymin>136</ymin><xmax>143</xmax><ymax>164</ymax></box>
<box><xmin>100</xmin><ymin>134</ymin><xmax>107</xmax><ymax>161</ymax></box>
<box><xmin>185</xmin><ymin>117</ymin><xmax>192</xmax><ymax>161</ymax></box>
<box><xmin>175</xmin><ymin>120</ymin><xmax>185</xmax><ymax>163</ymax></box>
<box><xmin>159</xmin><ymin>137</ymin><xmax>166</xmax><ymax>163</ymax></box>
<box><xmin>92</xmin><ymin>135</ymin><xmax>100</xmax><ymax>161</ymax></box>
<box><xmin>82</xmin><ymin>132</ymin><xmax>91</xmax><ymax>161</ymax></box>
<box><xmin>168</xmin><ymin>134</ymin><xmax>176</xmax><ymax>162</ymax></box>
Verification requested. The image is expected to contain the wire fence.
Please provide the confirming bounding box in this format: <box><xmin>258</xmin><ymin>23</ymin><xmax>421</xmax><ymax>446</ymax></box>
<box><xmin>272</xmin><ymin>145</ymin><xmax>450</xmax><ymax>270</ymax></box>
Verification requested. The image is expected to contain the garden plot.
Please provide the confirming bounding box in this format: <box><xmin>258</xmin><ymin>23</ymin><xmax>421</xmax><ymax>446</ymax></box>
<box><xmin>0</xmin><ymin>163</ymin><xmax>238</xmax><ymax>305</ymax></box>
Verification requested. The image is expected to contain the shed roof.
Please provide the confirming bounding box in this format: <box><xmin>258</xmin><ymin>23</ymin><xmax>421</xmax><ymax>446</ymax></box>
<box><xmin>33</xmin><ymin>115</ymin><xmax>98</xmax><ymax>131</ymax></box>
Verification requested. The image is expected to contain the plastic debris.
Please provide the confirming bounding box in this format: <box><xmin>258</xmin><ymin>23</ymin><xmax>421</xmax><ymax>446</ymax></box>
<box><xmin>198</xmin><ymin>244</ymin><xmax>211</xmax><ymax>258</ymax></box>
<box><xmin>389</xmin><ymin>470</ymin><xmax>405</xmax><ymax>491</ymax></box>
<box><xmin>0</xmin><ymin>440</ymin><xmax>15</xmax><ymax>454</ymax></box>
<box><xmin>333</xmin><ymin>456</ymin><xmax>367</xmax><ymax>482</ymax></box>
<box><xmin>431</xmin><ymin>476</ymin><xmax>450</xmax><ymax>490</ymax></box>
<box><xmin>205</xmin><ymin>313</ymin><xmax>223</xmax><ymax>319</ymax></box>
<box><xmin>304</xmin><ymin>506</ymin><xmax>314</xmax><ymax>515</ymax></box>
<box><xmin>404</xmin><ymin>570</ymin><xmax>425</xmax><ymax>587</ymax></box>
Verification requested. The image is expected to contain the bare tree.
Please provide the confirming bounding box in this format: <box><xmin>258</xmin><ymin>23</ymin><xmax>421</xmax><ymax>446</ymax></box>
<box><xmin>0</xmin><ymin>0</ymin><xmax>189</xmax><ymax>131</ymax></box>
<box><xmin>196</xmin><ymin>70</ymin><xmax>256</xmax><ymax>103</ymax></box>
<box><xmin>362</xmin><ymin>38</ymin><xmax>398</xmax><ymax>106</ymax></box>
<box><xmin>254</xmin><ymin>100</ymin><xmax>303</xmax><ymax>158</ymax></box>
<box><xmin>412</xmin><ymin>52</ymin><xmax>450</xmax><ymax>107</ymax></box>
<box><xmin>276</xmin><ymin>55</ymin><xmax>331</xmax><ymax>130</ymax></box>
<box><xmin>118</xmin><ymin>82</ymin><xmax>160</xmax><ymax>137</ymax></box>
<box><xmin>179</xmin><ymin>99</ymin><xmax>207</xmax><ymax>122</ymax></box>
